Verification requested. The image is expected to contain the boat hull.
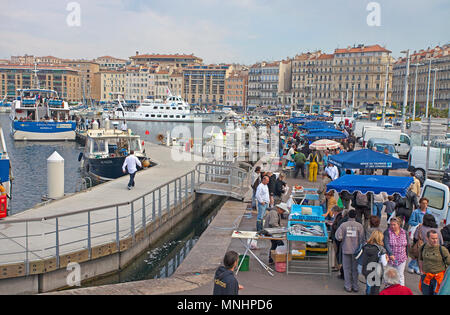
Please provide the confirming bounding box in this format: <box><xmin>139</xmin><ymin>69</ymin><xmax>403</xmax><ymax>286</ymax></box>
<box><xmin>104</xmin><ymin>112</ymin><xmax>225</xmax><ymax>123</ymax></box>
<box><xmin>12</xmin><ymin>121</ymin><xmax>76</xmax><ymax>141</ymax></box>
<box><xmin>83</xmin><ymin>156</ymin><xmax>150</xmax><ymax>181</ymax></box>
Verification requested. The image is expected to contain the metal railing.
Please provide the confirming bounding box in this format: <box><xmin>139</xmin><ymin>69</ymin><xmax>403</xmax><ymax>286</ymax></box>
<box><xmin>194</xmin><ymin>162</ymin><xmax>252</xmax><ymax>200</ymax></box>
<box><xmin>0</xmin><ymin>170</ymin><xmax>197</xmax><ymax>275</ymax></box>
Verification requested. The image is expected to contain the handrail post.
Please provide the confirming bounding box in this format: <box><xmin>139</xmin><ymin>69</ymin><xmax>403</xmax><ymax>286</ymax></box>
<box><xmin>184</xmin><ymin>175</ymin><xmax>188</xmax><ymax>199</ymax></box>
<box><xmin>178</xmin><ymin>178</ymin><xmax>182</xmax><ymax>204</ymax></box>
<box><xmin>25</xmin><ymin>221</ymin><xmax>29</xmax><ymax>276</ymax></box>
<box><xmin>152</xmin><ymin>190</ymin><xmax>156</xmax><ymax>221</ymax></box>
<box><xmin>174</xmin><ymin>180</ymin><xmax>177</xmax><ymax>207</ymax></box>
<box><xmin>158</xmin><ymin>187</ymin><xmax>162</xmax><ymax>225</ymax></box>
<box><xmin>115</xmin><ymin>206</ymin><xmax>120</xmax><ymax>250</ymax></box>
<box><xmin>87</xmin><ymin>211</ymin><xmax>91</xmax><ymax>259</ymax></box>
<box><xmin>166</xmin><ymin>183</ymin><xmax>170</xmax><ymax>215</ymax></box>
<box><xmin>130</xmin><ymin>202</ymin><xmax>135</xmax><ymax>242</ymax></box>
<box><xmin>142</xmin><ymin>196</ymin><xmax>146</xmax><ymax>229</ymax></box>
<box><xmin>55</xmin><ymin>217</ymin><xmax>60</xmax><ymax>268</ymax></box>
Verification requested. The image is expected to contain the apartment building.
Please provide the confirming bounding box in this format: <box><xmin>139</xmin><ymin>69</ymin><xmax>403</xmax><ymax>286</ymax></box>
<box><xmin>224</xmin><ymin>70</ymin><xmax>248</xmax><ymax>110</ymax></box>
<box><xmin>94</xmin><ymin>56</ymin><xmax>128</xmax><ymax>71</ymax></box>
<box><xmin>125</xmin><ymin>67</ymin><xmax>151</xmax><ymax>102</ymax></box>
<box><xmin>130</xmin><ymin>53</ymin><xmax>203</xmax><ymax>69</ymax></box>
<box><xmin>169</xmin><ymin>72</ymin><xmax>183</xmax><ymax>97</ymax></box>
<box><xmin>93</xmin><ymin>70</ymin><xmax>126</xmax><ymax>102</ymax></box>
<box><xmin>393</xmin><ymin>44</ymin><xmax>450</xmax><ymax>112</ymax></box>
<box><xmin>182</xmin><ymin>64</ymin><xmax>232</xmax><ymax>107</ymax></box>
<box><xmin>332</xmin><ymin>44</ymin><xmax>393</xmax><ymax>112</ymax></box>
<box><xmin>61</xmin><ymin>60</ymin><xmax>100</xmax><ymax>102</ymax></box>
<box><xmin>0</xmin><ymin>64</ymin><xmax>81</xmax><ymax>102</ymax></box>
<box><xmin>247</xmin><ymin>62</ymin><xmax>280</xmax><ymax>109</ymax></box>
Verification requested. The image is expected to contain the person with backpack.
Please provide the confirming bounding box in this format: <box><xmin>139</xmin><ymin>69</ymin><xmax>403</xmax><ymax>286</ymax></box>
<box><xmin>418</xmin><ymin>230</ymin><xmax>450</xmax><ymax>295</ymax></box>
<box><xmin>408</xmin><ymin>213</ymin><xmax>440</xmax><ymax>275</ymax></box>
<box><xmin>359</xmin><ymin>230</ymin><xmax>388</xmax><ymax>295</ymax></box>
<box><xmin>352</xmin><ymin>191</ymin><xmax>371</xmax><ymax>230</ymax></box>
<box><xmin>335</xmin><ymin>209</ymin><xmax>365</xmax><ymax>293</ymax></box>
<box><xmin>395</xmin><ymin>189</ymin><xmax>419</xmax><ymax>231</ymax></box>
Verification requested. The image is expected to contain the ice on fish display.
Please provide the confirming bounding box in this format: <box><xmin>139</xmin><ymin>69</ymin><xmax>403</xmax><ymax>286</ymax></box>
<box><xmin>289</xmin><ymin>224</ymin><xmax>325</xmax><ymax>237</ymax></box>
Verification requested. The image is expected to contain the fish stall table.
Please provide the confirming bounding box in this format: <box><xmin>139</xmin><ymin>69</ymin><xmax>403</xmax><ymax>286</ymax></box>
<box><xmin>232</xmin><ymin>230</ymin><xmax>286</xmax><ymax>277</ymax></box>
<box><xmin>291</xmin><ymin>187</ymin><xmax>319</xmax><ymax>205</ymax></box>
<box><xmin>286</xmin><ymin>205</ymin><xmax>331</xmax><ymax>276</ymax></box>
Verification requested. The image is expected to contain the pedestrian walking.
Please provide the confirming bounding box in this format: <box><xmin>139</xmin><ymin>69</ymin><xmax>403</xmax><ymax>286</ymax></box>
<box><xmin>273</xmin><ymin>173</ymin><xmax>287</xmax><ymax>205</ymax></box>
<box><xmin>365</xmin><ymin>215</ymin><xmax>382</xmax><ymax>241</ymax></box>
<box><xmin>317</xmin><ymin>173</ymin><xmax>332</xmax><ymax>212</ymax></box>
<box><xmin>410</xmin><ymin>172</ymin><xmax>421</xmax><ymax>196</ymax></box>
<box><xmin>122</xmin><ymin>150</ymin><xmax>142</xmax><ymax>190</ymax></box>
<box><xmin>335</xmin><ymin>209</ymin><xmax>365</xmax><ymax>293</ymax></box>
<box><xmin>383</xmin><ymin>217</ymin><xmax>410</xmax><ymax>286</ymax></box>
<box><xmin>251</xmin><ymin>166</ymin><xmax>262</xmax><ymax>210</ymax></box>
<box><xmin>307</xmin><ymin>150</ymin><xmax>320</xmax><ymax>182</ymax></box>
<box><xmin>418</xmin><ymin>230</ymin><xmax>450</xmax><ymax>295</ymax></box>
<box><xmin>360</xmin><ymin>230</ymin><xmax>388</xmax><ymax>295</ymax></box>
<box><xmin>293</xmin><ymin>150</ymin><xmax>306</xmax><ymax>179</ymax></box>
<box><xmin>372</xmin><ymin>192</ymin><xmax>386</xmax><ymax>218</ymax></box>
<box><xmin>255</xmin><ymin>175</ymin><xmax>270</xmax><ymax>232</ymax></box>
<box><xmin>352</xmin><ymin>191</ymin><xmax>371</xmax><ymax>230</ymax></box>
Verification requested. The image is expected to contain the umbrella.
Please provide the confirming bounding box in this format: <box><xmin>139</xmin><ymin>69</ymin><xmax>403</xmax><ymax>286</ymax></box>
<box><xmin>326</xmin><ymin>175</ymin><xmax>414</xmax><ymax>197</ymax></box>
<box><xmin>328</xmin><ymin>149</ymin><xmax>408</xmax><ymax>170</ymax></box>
<box><xmin>309</xmin><ymin>139</ymin><xmax>341</xmax><ymax>151</ymax></box>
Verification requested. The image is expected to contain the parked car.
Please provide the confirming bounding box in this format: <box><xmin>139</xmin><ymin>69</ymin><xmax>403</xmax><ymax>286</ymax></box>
<box><xmin>367</xmin><ymin>138</ymin><xmax>400</xmax><ymax>159</ymax></box>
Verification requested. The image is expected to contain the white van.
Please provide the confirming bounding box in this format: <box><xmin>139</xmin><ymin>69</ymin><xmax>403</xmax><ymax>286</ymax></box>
<box><xmin>421</xmin><ymin>179</ymin><xmax>450</xmax><ymax>227</ymax></box>
<box><xmin>408</xmin><ymin>146</ymin><xmax>450</xmax><ymax>181</ymax></box>
<box><xmin>362</xmin><ymin>128</ymin><xmax>411</xmax><ymax>157</ymax></box>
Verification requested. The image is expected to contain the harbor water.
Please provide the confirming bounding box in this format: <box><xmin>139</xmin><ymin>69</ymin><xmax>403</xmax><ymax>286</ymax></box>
<box><xmin>0</xmin><ymin>113</ymin><xmax>226</xmax><ymax>214</ymax></box>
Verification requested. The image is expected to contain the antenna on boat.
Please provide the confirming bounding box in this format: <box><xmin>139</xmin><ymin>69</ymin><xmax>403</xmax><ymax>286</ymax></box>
<box><xmin>32</xmin><ymin>63</ymin><xmax>40</xmax><ymax>89</ymax></box>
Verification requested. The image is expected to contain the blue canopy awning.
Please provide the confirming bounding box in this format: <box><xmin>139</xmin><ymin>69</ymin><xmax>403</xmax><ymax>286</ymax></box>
<box><xmin>304</xmin><ymin>129</ymin><xmax>347</xmax><ymax>140</ymax></box>
<box><xmin>328</xmin><ymin>149</ymin><xmax>408</xmax><ymax>169</ymax></box>
<box><xmin>301</xmin><ymin>122</ymin><xmax>335</xmax><ymax>130</ymax></box>
<box><xmin>327</xmin><ymin>175</ymin><xmax>414</xmax><ymax>197</ymax></box>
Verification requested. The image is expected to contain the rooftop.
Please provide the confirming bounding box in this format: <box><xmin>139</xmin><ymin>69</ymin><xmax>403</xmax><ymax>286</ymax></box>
<box><xmin>334</xmin><ymin>44</ymin><xmax>391</xmax><ymax>54</ymax></box>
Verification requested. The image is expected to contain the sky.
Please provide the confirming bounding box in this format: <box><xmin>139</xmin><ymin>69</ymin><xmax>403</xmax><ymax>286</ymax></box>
<box><xmin>1</xmin><ymin>0</ymin><xmax>449</xmax><ymax>64</ymax></box>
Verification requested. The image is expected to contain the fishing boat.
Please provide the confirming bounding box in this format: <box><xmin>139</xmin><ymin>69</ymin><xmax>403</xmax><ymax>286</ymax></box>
<box><xmin>79</xmin><ymin>126</ymin><xmax>154</xmax><ymax>182</ymax></box>
<box><xmin>103</xmin><ymin>92</ymin><xmax>226</xmax><ymax>123</ymax></box>
<box><xmin>0</xmin><ymin>127</ymin><xmax>12</xmax><ymax>218</ymax></box>
<box><xmin>10</xmin><ymin>89</ymin><xmax>76</xmax><ymax>141</ymax></box>
<box><xmin>0</xmin><ymin>96</ymin><xmax>12</xmax><ymax>113</ymax></box>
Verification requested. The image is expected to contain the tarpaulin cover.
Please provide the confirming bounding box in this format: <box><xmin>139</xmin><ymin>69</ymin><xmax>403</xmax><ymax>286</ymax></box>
<box><xmin>304</xmin><ymin>129</ymin><xmax>347</xmax><ymax>140</ymax></box>
<box><xmin>328</xmin><ymin>149</ymin><xmax>408</xmax><ymax>169</ymax></box>
<box><xmin>326</xmin><ymin>175</ymin><xmax>414</xmax><ymax>197</ymax></box>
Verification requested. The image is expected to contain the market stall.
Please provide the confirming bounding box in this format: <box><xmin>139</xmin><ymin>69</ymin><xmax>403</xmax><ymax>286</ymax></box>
<box><xmin>286</xmin><ymin>205</ymin><xmax>331</xmax><ymax>276</ymax></box>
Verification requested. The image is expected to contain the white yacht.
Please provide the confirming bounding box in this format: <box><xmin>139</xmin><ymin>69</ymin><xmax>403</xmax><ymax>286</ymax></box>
<box><xmin>104</xmin><ymin>94</ymin><xmax>226</xmax><ymax>123</ymax></box>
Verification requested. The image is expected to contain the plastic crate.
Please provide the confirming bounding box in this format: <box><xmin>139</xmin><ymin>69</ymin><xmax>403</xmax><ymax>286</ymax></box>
<box><xmin>290</xmin><ymin>205</ymin><xmax>324</xmax><ymax>222</ymax></box>
<box><xmin>287</xmin><ymin>221</ymin><xmax>328</xmax><ymax>243</ymax></box>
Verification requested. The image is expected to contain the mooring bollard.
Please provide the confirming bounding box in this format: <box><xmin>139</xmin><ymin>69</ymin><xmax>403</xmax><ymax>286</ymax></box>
<box><xmin>47</xmin><ymin>151</ymin><xmax>64</xmax><ymax>200</ymax></box>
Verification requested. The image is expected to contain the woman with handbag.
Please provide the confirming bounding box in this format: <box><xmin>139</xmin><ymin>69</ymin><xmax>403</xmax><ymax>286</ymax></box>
<box><xmin>383</xmin><ymin>217</ymin><xmax>410</xmax><ymax>286</ymax></box>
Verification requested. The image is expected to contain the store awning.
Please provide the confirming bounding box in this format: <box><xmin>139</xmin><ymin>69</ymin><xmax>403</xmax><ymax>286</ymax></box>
<box><xmin>328</xmin><ymin>149</ymin><xmax>408</xmax><ymax>169</ymax></box>
<box><xmin>327</xmin><ymin>175</ymin><xmax>414</xmax><ymax>197</ymax></box>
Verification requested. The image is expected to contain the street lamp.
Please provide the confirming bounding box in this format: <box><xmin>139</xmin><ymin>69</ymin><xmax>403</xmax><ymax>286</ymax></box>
<box><xmin>411</xmin><ymin>63</ymin><xmax>422</xmax><ymax>120</ymax></box>
<box><xmin>382</xmin><ymin>63</ymin><xmax>389</xmax><ymax>126</ymax></box>
<box><xmin>431</xmin><ymin>68</ymin><xmax>440</xmax><ymax>109</ymax></box>
<box><xmin>425</xmin><ymin>59</ymin><xmax>433</xmax><ymax>118</ymax></box>
<box><xmin>400</xmin><ymin>50</ymin><xmax>410</xmax><ymax>133</ymax></box>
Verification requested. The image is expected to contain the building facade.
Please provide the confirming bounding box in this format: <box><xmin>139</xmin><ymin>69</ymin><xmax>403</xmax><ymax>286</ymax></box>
<box><xmin>93</xmin><ymin>70</ymin><xmax>126</xmax><ymax>102</ymax></box>
<box><xmin>0</xmin><ymin>64</ymin><xmax>81</xmax><ymax>101</ymax></box>
<box><xmin>61</xmin><ymin>60</ymin><xmax>100</xmax><ymax>103</ymax></box>
<box><xmin>94</xmin><ymin>56</ymin><xmax>128</xmax><ymax>71</ymax></box>
<box><xmin>393</xmin><ymin>44</ymin><xmax>450</xmax><ymax>113</ymax></box>
<box><xmin>332</xmin><ymin>45</ymin><xmax>393</xmax><ymax>113</ymax></box>
<box><xmin>125</xmin><ymin>67</ymin><xmax>150</xmax><ymax>102</ymax></box>
<box><xmin>169</xmin><ymin>72</ymin><xmax>183</xmax><ymax>97</ymax></box>
<box><xmin>224</xmin><ymin>70</ymin><xmax>248</xmax><ymax>110</ymax></box>
<box><xmin>130</xmin><ymin>53</ymin><xmax>203</xmax><ymax>69</ymax></box>
<box><xmin>247</xmin><ymin>62</ymin><xmax>280</xmax><ymax>109</ymax></box>
<box><xmin>182</xmin><ymin>65</ymin><xmax>232</xmax><ymax>107</ymax></box>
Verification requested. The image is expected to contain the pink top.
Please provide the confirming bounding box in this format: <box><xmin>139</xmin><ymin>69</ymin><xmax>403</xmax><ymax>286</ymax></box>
<box><xmin>388</xmin><ymin>228</ymin><xmax>408</xmax><ymax>266</ymax></box>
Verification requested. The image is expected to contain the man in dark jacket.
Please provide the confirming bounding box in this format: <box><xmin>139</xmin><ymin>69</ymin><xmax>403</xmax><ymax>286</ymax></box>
<box><xmin>273</xmin><ymin>173</ymin><xmax>287</xmax><ymax>205</ymax></box>
<box><xmin>213</xmin><ymin>251</ymin><xmax>243</xmax><ymax>295</ymax></box>
<box><xmin>267</xmin><ymin>172</ymin><xmax>277</xmax><ymax>207</ymax></box>
<box><xmin>442</xmin><ymin>224</ymin><xmax>450</xmax><ymax>252</ymax></box>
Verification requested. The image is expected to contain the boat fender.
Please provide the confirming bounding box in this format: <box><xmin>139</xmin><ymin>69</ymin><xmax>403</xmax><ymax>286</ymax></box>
<box><xmin>78</xmin><ymin>152</ymin><xmax>83</xmax><ymax>162</ymax></box>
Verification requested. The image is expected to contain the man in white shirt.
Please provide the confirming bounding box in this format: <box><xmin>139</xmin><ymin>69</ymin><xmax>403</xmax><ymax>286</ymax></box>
<box><xmin>255</xmin><ymin>175</ymin><xmax>270</xmax><ymax>231</ymax></box>
<box><xmin>122</xmin><ymin>150</ymin><xmax>142</xmax><ymax>190</ymax></box>
<box><xmin>325</xmin><ymin>162</ymin><xmax>339</xmax><ymax>181</ymax></box>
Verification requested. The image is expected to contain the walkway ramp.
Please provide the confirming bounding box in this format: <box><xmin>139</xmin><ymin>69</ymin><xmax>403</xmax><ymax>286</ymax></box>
<box><xmin>194</xmin><ymin>162</ymin><xmax>253</xmax><ymax>201</ymax></box>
